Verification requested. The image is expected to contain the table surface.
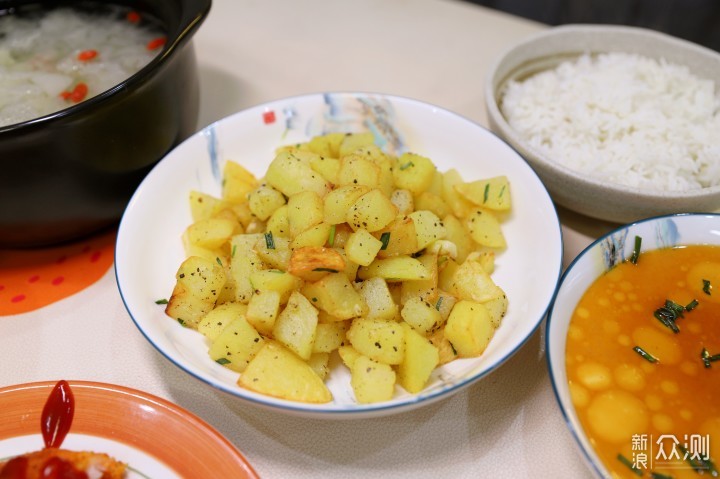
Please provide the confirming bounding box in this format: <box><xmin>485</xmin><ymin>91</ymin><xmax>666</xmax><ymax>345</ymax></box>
<box><xmin>0</xmin><ymin>1</ymin><xmax>623</xmax><ymax>477</ymax></box>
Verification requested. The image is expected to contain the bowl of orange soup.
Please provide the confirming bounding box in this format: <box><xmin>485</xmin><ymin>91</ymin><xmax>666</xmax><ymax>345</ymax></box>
<box><xmin>546</xmin><ymin>213</ymin><xmax>720</xmax><ymax>478</ymax></box>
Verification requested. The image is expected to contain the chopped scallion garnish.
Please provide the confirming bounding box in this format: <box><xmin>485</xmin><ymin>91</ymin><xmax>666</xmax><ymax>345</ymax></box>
<box><xmin>679</xmin><ymin>445</ymin><xmax>719</xmax><ymax>475</ymax></box>
<box><xmin>231</xmin><ymin>244</ymin><xmax>237</xmax><ymax>258</ymax></box>
<box><xmin>483</xmin><ymin>184</ymin><xmax>490</xmax><ymax>204</ymax></box>
<box><xmin>328</xmin><ymin>224</ymin><xmax>336</xmax><ymax>247</ymax></box>
<box><xmin>633</xmin><ymin>345</ymin><xmax>658</xmax><ymax>363</ymax></box>
<box><xmin>399</xmin><ymin>161</ymin><xmax>414</xmax><ymax>170</ymax></box>
<box><xmin>630</xmin><ymin>235</ymin><xmax>642</xmax><ymax>264</ymax></box>
<box><xmin>155</xmin><ymin>298</ymin><xmax>168</xmax><ymax>305</ymax></box>
<box><xmin>435</xmin><ymin>296</ymin><xmax>444</xmax><ymax>311</ymax></box>
<box><xmin>265</xmin><ymin>231</ymin><xmax>275</xmax><ymax>249</ymax></box>
<box><xmin>686</xmin><ymin>299</ymin><xmax>699</xmax><ymax>311</ymax></box>
<box><xmin>313</xmin><ymin>267</ymin><xmax>339</xmax><ymax>273</ymax></box>
<box><xmin>701</xmin><ymin>348</ymin><xmax>720</xmax><ymax>368</ymax></box>
<box><xmin>703</xmin><ymin>279</ymin><xmax>712</xmax><ymax>295</ymax></box>
<box><xmin>216</xmin><ymin>256</ymin><xmax>223</xmax><ymax>267</ymax></box>
<box><xmin>380</xmin><ymin>232</ymin><xmax>391</xmax><ymax>250</ymax></box>
<box><xmin>653</xmin><ymin>299</ymin><xmax>690</xmax><ymax>333</ymax></box>
<box><xmin>216</xmin><ymin>358</ymin><xmax>231</xmax><ymax>365</ymax></box>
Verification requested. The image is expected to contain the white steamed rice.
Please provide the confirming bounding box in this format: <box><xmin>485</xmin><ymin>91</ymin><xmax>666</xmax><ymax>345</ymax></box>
<box><xmin>500</xmin><ymin>52</ymin><xmax>720</xmax><ymax>192</ymax></box>
<box><xmin>0</xmin><ymin>7</ymin><xmax>162</xmax><ymax>127</ymax></box>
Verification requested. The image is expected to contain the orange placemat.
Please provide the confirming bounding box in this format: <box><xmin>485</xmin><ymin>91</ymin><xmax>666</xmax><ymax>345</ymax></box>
<box><xmin>0</xmin><ymin>230</ymin><xmax>116</xmax><ymax>315</ymax></box>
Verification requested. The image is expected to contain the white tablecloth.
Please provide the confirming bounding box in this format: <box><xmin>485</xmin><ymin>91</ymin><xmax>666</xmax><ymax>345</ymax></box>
<box><xmin>1</xmin><ymin>1</ymin><xmax>616</xmax><ymax>477</ymax></box>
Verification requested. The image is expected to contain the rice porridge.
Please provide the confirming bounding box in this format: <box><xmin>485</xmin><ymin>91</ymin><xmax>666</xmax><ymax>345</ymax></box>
<box><xmin>0</xmin><ymin>5</ymin><xmax>165</xmax><ymax>127</ymax></box>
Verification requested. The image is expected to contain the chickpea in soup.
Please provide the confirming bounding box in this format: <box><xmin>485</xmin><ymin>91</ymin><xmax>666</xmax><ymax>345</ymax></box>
<box><xmin>566</xmin><ymin>245</ymin><xmax>720</xmax><ymax>479</ymax></box>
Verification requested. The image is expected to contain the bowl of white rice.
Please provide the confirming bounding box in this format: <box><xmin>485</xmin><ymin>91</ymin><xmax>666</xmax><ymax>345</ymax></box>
<box><xmin>485</xmin><ymin>24</ymin><xmax>720</xmax><ymax>224</ymax></box>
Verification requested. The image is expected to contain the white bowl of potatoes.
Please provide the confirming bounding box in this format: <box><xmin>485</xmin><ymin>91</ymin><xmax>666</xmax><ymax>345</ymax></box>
<box><xmin>116</xmin><ymin>92</ymin><xmax>563</xmax><ymax>418</ymax></box>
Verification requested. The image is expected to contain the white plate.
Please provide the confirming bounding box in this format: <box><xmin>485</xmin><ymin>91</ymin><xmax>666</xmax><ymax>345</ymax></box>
<box><xmin>116</xmin><ymin>92</ymin><xmax>563</xmax><ymax>418</ymax></box>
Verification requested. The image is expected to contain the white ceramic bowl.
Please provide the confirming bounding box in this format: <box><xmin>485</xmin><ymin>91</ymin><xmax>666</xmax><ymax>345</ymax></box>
<box><xmin>116</xmin><ymin>92</ymin><xmax>563</xmax><ymax>418</ymax></box>
<box><xmin>546</xmin><ymin>212</ymin><xmax>720</xmax><ymax>477</ymax></box>
<box><xmin>485</xmin><ymin>24</ymin><xmax>720</xmax><ymax>224</ymax></box>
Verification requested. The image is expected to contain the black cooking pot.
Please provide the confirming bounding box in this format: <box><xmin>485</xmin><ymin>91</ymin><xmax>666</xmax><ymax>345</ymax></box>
<box><xmin>0</xmin><ymin>0</ymin><xmax>211</xmax><ymax>247</ymax></box>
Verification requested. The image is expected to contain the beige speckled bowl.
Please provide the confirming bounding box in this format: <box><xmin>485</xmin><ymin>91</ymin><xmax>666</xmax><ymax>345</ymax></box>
<box><xmin>485</xmin><ymin>24</ymin><xmax>720</xmax><ymax>224</ymax></box>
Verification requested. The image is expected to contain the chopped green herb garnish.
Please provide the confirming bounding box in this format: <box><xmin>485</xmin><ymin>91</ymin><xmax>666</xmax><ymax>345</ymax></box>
<box><xmin>264</xmin><ymin>231</ymin><xmax>275</xmax><ymax>249</ymax></box>
<box><xmin>701</xmin><ymin>347</ymin><xmax>720</xmax><ymax>368</ymax></box>
<box><xmin>686</xmin><ymin>299</ymin><xmax>699</xmax><ymax>311</ymax></box>
<box><xmin>216</xmin><ymin>358</ymin><xmax>231</xmax><ymax>365</ymax></box>
<box><xmin>483</xmin><ymin>183</ymin><xmax>490</xmax><ymax>204</ymax></box>
<box><xmin>328</xmin><ymin>224</ymin><xmax>336</xmax><ymax>247</ymax></box>
<box><xmin>633</xmin><ymin>345</ymin><xmax>658</xmax><ymax>363</ymax></box>
<box><xmin>653</xmin><ymin>299</ymin><xmax>689</xmax><ymax>333</ymax></box>
<box><xmin>703</xmin><ymin>279</ymin><xmax>712</xmax><ymax>295</ymax></box>
<box><xmin>231</xmin><ymin>244</ymin><xmax>237</xmax><ymax>258</ymax></box>
<box><xmin>630</xmin><ymin>235</ymin><xmax>642</xmax><ymax>264</ymax></box>
<box><xmin>216</xmin><ymin>256</ymin><xmax>223</xmax><ymax>267</ymax></box>
<box><xmin>155</xmin><ymin>298</ymin><xmax>168</xmax><ymax>305</ymax></box>
<box><xmin>399</xmin><ymin>161</ymin><xmax>414</xmax><ymax>170</ymax></box>
<box><xmin>617</xmin><ymin>454</ymin><xmax>643</xmax><ymax>477</ymax></box>
<box><xmin>380</xmin><ymin>232</ymin><xmax>391</xmax><ymax>250</ymax></box>
<box><xmin>499</xmin><ymin>184</ymin><xmax>506</xmax><ymax>197</ymax></box>
<box><xmin>177</xmin><ymin>318</ymin><xmax>186</xmax><ymax>327</ymax></box>
<box><xmin>313</xmin><ymin>267</ymin><xmax>339</xmax><ymax>273</ymax></box>
<box><xmin>435</xmin><ymin>296</ymin><xmax>444</xmax><ymax>311</ymax></box>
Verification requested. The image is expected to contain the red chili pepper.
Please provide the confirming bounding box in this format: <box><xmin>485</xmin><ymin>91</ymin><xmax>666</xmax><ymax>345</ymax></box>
<box><xmin>146</xmin><ymin>37</ymin><xmax>166</xmax><ymax>51</ymax></box>
<box><xmin>126</xmin><ymin>10</ymin><xmax>141</xmax><ymax>23</ymax></box>
<box><xmin>77</xmin><ymin>50</ymin><xmax>98</xmax><ymax>62</ymax></box>
<box><xmin>41</xmin><ymin>380</ymin><xmax>75</xmax><ymax>449</ymax></box>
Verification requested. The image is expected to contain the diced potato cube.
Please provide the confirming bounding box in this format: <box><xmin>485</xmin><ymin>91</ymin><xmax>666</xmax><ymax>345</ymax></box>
<box><xmin>313</xmin><ymin>321</ymin><xmax>349</xmax><ymax>353</ymax></box>
<box><xmin>337</xmin><ymin>155</ymin><xmax>380</xmax><ymax>188</ymax></box>
<box><xmin>301</xmin><ymin>272</ymin><xmax>368</xmax><ymax>320</ymax></box>
<box><xmin>442</xmin><ymin>214</ymin><xmax>472</xmax><ymax>263</ymax></box>
<box><xmin>357</xmin><ymin>256</ymin><xmax>431</xmax><ymax>282</ymax></box>
<box><xmin>390</xmin><ymin>189</ymin><xmax>415</xmax><ymax>215</ymax></box>
<box><xmin>345</xmin><ymin>228</ymin><xmax>383</xmax><ymax>266</ymax></box>
<box><xmin>408</xmin><ymin>210</ymin><xmax>446</xmax><ymax>250</ymax></box>
<box><xmin>208</xmin><ymin>315</ymin><xmax>264</xmax><ymax>372</ymax></box>
<box><xmin>413</xmin><ymin>191</ymin><xmax>451</xmax><ymax>219</ymax></box>
<box><xmin>338</xmin><ymin>344</ymin><xmax>362</xmax><ymax>369</ymax></box>
<box><xmin>375</xmin><ymin>216</ymin><xmax>419</xmax><ymax>258</ymax></box>
<box><xmin>189</xmin><ymin>190</ymin><xmax>229</xmax><ymax>222</ymax></box>
<box><xmin>265</xmin><ymin>151</ymin><xmax>331</xmax><ymax>198</ymax></box>
<box><xmin>291</xmin><ymin>222</ymin><xmax>332</xmax><ymax>249</ymax></box>
<box><xmin>441</xmin><ymin>169</ymin><xmax>474</xmax><ymax>218</ymax></box>
<box><xmin>197</xmin><ymin>302</ymin><xmax>247</xmax><ymax>341</ymax></box>
<box><xmin>246</xmin><ymin>290</ymin><xmax>281</xmax><ymax>335</ymax></box>
<box><xmin>248</xmin><ymin>184</ymin><xmax>286</xmax><ymax>221</ymax></box>
<box><xmin>287</xmin><ymin>191</ymin><xmax>324</xmax><ymax>238</ymax></box>
<box><xmin>272</xmin><ymin>291</ymin><xmax>319</xmax><ymax>360</ymax></box>
<box><xmin>351</xmin><ymin>355</ymin><xmax>396</xmax><ymax>404</ymax></box>
<box><xmin>466</xmin><ymin>208</ymin><xmax>507</xmax><ymax>249</ymax></box>
<box><xmin>248</xmin><ymin>270</ymin><xmax>301</xmax><ymax>304</ymax></box>
<box><xmin>444</xmin><ymin>300</ymin><xmax>495</xmax><ymax>357</ymax></box>
<box><xmin>346</xmin><ymin>189</ymin><xmax>397</xmax><ymax>232</ymax></box>
<box><xmin>309</xmin><ymin>155</ymin><xmax>341</xmax><ymax>184</ymax></box>
<box><xmin>323</xmin><ymin>185</ymin><xmax>371</xmax><ymax>225</ymax></box>
<box><xmin>166</xmin><ymin>256</ymin><xmax>227</xmax><ymax>329</ymax></box>
<box><xmin>229</xmin><ymin>234</ymin><xmax>265</xmax><ymax>303</ymax></box>
<box><xmin>482</xmin><ymin>291</ymin><xmax>508</xmax><ymax>328</ymax></box>
<box><xmin>392</xmin><ymin>152</ymin><xmax>435</xmax><ymax>195</ymax></box>
<box><xmin>265</xmin><ymin>204</ymin><xmax>290</xmax><ymax>238</ymax></box>
<box><xmin>222</xmin><ymin>160</ymin><xmax>258</xmax><ymax>204</ymax></box>
<box><xmin>347</xmin><ymin>318</ymin><xmax>404</xmax><ymax>365</ymax></box>
<box><xmin>427</xmin><ymin>328</ymin><xmax>459</xmax><ymax>365</ymax></box>
<box><xmin>355</xmin><ymin>277</ymin><xmax>399</xmax><ymax>321</ymax></box>
<box><xmin>397</xmin><ymin>322</ymin><xmax>440</xmax><ymax>393</ymax></box>
<box><xmin>307</xmin><ymin>132</ymin><xmax>346</xmax><ymax>158</ymax></box>
<box><xmin>288</xmin><ymin>246</ymin><xmax>346</xmax><ymax>281</ymax></box>
<box><xmin>255</xmin><ymin>233</ymin><xmax>291</xmax><ymax>271</ymax></box>
<box><xmin>449</xmin><ymin>259</ymin><xmax>505</xmax><ymax>303</ymax></box>
<box><xmin>184</xmin><ymin>217</ymin><xmax>237</xmax><ymax>250</ymax></box>
<box><xmin>238</xmin><ymin>341</ymin><xmax>332</xmax><ymax>403</ymax></box>
<box><xmin>338</xmin><ymin>132</ymin><xmax>375</xmax><ymax>157</ymax></box>
<box><xmin>455</xmin><ymin>175</ymin><xmax>511</xmax><ymax>211</ymax></box>
<box><xmin>399</xmin><ymin>253</ymin><xmax>438</xmax><ymax>304</ymax></box>
<box><xmin>401</xmin><ymin>296</ymin><xmax>442</xmax><ymax>334</ymax></box>
<box><xmin>307</xmin><ymin>352</ymin><xmax>331</xmax><ymax>380</ymax></box>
